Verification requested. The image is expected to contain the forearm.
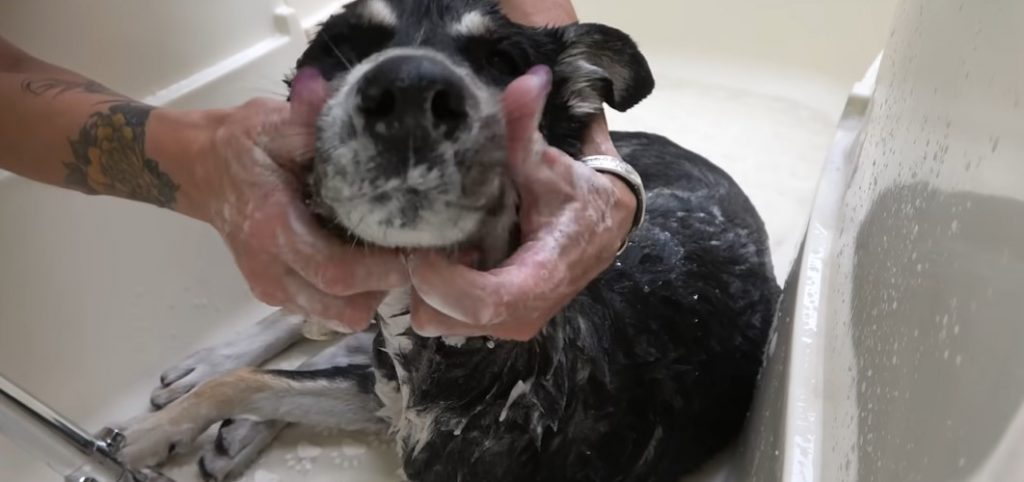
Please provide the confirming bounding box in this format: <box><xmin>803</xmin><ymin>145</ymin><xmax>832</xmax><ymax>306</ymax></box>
<box><xmin>0</xmin><ymin>36</ymin><xmax>213</xmax><ymax>220</ymax></box>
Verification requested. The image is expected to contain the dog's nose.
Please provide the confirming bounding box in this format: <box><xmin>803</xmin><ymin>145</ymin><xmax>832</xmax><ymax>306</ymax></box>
<box><xmin>358</xmin><ymin>55</ymin><xmax>469</xmax><ymax>140</ymax></box>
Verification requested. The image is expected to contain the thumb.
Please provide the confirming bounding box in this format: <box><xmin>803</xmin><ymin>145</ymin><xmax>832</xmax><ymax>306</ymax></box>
<box><xmin>268</xmin><ymin>67</ymin><xmax>329</xmax><ymax>170</ymax></box>
<box><xmin>289</xmin><ymin>67</ymin><xmax>329</xmax><ymax>127</ymax></box>
<box><xmin>502</xmin><ymin>65</ymin><xmax>552</xmax><ymax>182</ymax></box>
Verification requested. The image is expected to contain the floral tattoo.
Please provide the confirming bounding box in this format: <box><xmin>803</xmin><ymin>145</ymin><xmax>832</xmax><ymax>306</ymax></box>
<box><xmin>64</xmin><ymin>103</ymin><xmax>179</xmax><ymax>207</ymax></box>
<box><xmin>22</xmin><ymin>78</ymin><xmax>180</xmax><ymax>208</ymax></box>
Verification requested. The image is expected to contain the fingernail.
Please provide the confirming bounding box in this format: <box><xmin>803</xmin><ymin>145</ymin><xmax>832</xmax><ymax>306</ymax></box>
<box><xmin>526</xmin><ymin>65</ymin><xmax>553</xmax><ymax>93</ymax></box>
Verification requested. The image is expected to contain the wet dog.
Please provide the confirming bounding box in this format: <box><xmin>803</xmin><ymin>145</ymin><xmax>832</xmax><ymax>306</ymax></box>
<box><xmin>115</xmin><ymin>1</ymin><xmax>780</xmax><ymax>480</ymax></box>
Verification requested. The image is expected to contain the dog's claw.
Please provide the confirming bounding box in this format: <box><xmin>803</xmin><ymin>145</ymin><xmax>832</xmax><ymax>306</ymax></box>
<box><xmin>150</xmin><ymin>382</ymin><xmax>197</xmax><ymax>410</ymax></box>
<box><xmin>159</xmin><ymin>366</ymin><xmax>194</xmax><ymax>387</ymax></box>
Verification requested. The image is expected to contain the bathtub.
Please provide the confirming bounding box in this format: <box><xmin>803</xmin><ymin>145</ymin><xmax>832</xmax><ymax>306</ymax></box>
<box><xmin>741</xmin><ymin>1</ymin><xmax>1024</xmax><ymax>481</ymax></box>
<box><xmin>0</xmin><ymin>0</ymin><xmax>895</xmax><ymax>480</ymax></box>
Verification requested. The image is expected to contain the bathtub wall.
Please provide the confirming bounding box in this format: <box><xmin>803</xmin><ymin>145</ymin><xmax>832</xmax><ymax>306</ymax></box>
<box><xmin>577</xmin><ymin>0</ymin><xmax>896</xmax><ymax>97</ymax></box>
<box><xmin>738</xmin><ymin>0</ymin><xmax>1024</xmax><ymax>480</ymax></box>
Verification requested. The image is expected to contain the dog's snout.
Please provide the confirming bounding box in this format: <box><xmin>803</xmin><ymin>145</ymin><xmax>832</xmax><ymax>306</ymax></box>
<box><xmin>359</xmin><ymin>55</ymin><xmax>468</xmax><ymax>139</ymax></box>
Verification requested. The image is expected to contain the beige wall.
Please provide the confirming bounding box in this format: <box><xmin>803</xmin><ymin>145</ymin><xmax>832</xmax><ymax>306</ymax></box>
<box><xmin>577</xmin><ymin>0</ymin><xmax>897</xmax><ymax>88</ymax></box>
<box><xmin>0</xmin><ymin>0</ymin><xmax>346</xmax><ymax>103</ymax></box>
<box><xmin>1</xmin><ymin>0</ymin><xmax>897</xmax><ymax>102</ymax></box>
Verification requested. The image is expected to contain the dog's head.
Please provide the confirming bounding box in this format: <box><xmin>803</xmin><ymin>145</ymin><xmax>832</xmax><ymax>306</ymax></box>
<box><xmin>291</xmin><ymin>0</ymin><xmax>653</xmax><ymax>253</ymax></box>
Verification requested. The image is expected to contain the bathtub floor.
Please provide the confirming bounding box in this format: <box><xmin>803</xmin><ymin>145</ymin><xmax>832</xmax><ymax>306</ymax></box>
<box><xmin>0</xmin><ymin>56</ymin><xmax>843</xmax><ymax>482</ymax></box>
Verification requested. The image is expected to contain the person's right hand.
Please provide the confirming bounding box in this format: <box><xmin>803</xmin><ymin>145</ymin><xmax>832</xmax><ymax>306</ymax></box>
<box><xmin>178</xmin><ymin>69</ymin><xmax>409</xmax><ymax>330</ymax></box>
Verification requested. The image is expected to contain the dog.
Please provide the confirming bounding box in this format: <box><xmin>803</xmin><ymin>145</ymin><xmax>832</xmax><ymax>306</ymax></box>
<box><xmin>114</xmin><ymin>1</ymin><xmax>780</xmax><ymax>480</ymax></box>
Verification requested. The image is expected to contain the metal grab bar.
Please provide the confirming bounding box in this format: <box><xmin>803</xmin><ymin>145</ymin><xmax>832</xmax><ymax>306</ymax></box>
<box><xmin>0</xmin><ymin>373</ymin><xmax>167</xmax><ymax>482</ymax></box>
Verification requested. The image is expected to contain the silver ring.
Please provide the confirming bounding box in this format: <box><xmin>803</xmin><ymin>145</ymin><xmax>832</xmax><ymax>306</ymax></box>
<box><xmin>580</xmin><ymin>155</ymin><xmax>646</xmax><ymax>255</ymax></box>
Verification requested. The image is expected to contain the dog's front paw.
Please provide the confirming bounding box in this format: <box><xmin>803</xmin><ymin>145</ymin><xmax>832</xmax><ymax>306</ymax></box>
<box><xmin>153</xmin><ymin>347</ymin><xmax>248</xmax><ymax>409</ymax></box>
<box><xmin>197</xmin><ymin>419</ymin><xmax>286</xmax><ymax>481</ymax></box>
<box><xmin>114</xmin><ymin>411</ymin><xmax>206</xmax><ymax>469</ymax></box>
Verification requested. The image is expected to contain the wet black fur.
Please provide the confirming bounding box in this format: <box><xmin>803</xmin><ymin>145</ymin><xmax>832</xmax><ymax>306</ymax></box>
<box><xmin>289</xmin><ymin>1</ymin><xmax>780</xmax><ymax>480</ymax></box>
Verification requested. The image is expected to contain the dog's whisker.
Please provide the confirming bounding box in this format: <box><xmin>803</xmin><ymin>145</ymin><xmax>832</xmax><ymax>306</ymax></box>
<box><xmin>319</xmin><ymin>30</ymin><xmax>354</xmax><ymax>70</ymax></box>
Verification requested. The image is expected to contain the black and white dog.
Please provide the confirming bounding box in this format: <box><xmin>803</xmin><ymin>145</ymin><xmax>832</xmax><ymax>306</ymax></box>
<box><xmin>115</xmin><ymin>1</ymin><xmax>780</xmax><ymax>481</ymax></box>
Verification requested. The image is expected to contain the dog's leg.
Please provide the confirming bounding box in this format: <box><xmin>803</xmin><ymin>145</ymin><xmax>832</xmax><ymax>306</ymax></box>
<box><xmin>196</xmin><ymin>331</ymin><xmax>379</xmax><ymax>482</ymax></box>
<box><xmin>151</xmin><ymin>309</ymin><xmax>305</xmax><ymax>408</ymax></box>
<box><xmin>118</xmin><ymin>331</ymin><xmax>382</xmax><ymax>471</ymax></box>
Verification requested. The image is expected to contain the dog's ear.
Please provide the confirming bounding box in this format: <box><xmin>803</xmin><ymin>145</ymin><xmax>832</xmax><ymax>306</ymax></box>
<box><xmin>554</xmin><ymin>23</ymin><xmax>655</xmax><ymax>116</ymax></box>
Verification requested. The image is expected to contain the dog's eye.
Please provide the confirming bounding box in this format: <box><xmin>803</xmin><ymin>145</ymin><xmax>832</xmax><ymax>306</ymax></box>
<box><xmin>486</xmin><ymin>49</ymin><xmax>520</xmax><ymax>77</ymax></box>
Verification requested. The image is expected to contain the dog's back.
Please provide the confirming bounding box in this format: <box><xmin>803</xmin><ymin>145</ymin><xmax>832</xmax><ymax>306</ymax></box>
<box><xmin>386</xmin><ymin>131</ymin><xmax>777</xmax><ymax>482</ymax></box>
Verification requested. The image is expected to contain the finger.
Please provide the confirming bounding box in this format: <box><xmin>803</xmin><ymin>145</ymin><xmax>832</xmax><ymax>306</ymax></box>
<box><xmin>282</xmin><ymin>271</ymin><xmax>379</xmax><ymax>330</ymax></box>
<box><xmin>276</xmin><ymin>201</ymin><xmax>409</xmax><ymax>296</ymax></box>
<box><xmin>500</xmin><ymin>0</ymin><xmax>577</xmax><ymax>26</ymax></box>
<box><xmin>502</xmin><ymin>65</ymin><xmax>552</xmax><ymax>181</ymax></box>
<box><xmin>407</xmin><ymin>251</ymin><xmax>509</xmax><ymax>325</ymax></box>
<box><xmin>317</xmin><ymin>291</ymin><xmax>387</xmax><ymax>333</ymax></box>
<box><xmin>268</xmin><ymin>68</ymin><xmax>329</xmax><ymax>169</ymax></box>
<box><xmin>412</xmin><ymin>289</ymin><xmax>550</xmax><ymax>341</ymax></box>
<box><xmin>289</xmin><ymin>67</ymin><xmax>329</xmax><ymax>126</ymax></box>
<box><xmin>408</xmin><ymin>249</ymin><xmax>557</xmax><ymax>326</ymax></box>
<box><xmin>580</xmin><ymin>112</ymin><xmax>621</xmax><ymax>157</ymax></box>
<box><xmin>484</xmin><ymin>321</ymin><xmax>545</xmax><ymax>342</ymax></box>
<box><xmin>409</xmin><ymin>291</ymin><xmax>492</xmax><ymax>338</ymax></box>
<box><xmin>411</xmin><ymin>291</ymin><xmax>545</xmax><ymax>341</ymax></box>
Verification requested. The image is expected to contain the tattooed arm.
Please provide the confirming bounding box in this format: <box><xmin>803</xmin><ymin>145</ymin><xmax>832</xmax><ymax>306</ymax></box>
<box><xmin>0</xmin><ymin>37</ymin><xmax>205</xmax><ymax>214</ymax></box>
<box><xmin>0</xmin><ymin>36</ymin><xmax>409</xmax><ymax>327</ymax></box>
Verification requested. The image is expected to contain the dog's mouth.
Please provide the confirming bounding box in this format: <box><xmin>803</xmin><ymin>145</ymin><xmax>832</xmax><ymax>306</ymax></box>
<box><xmin>304</xmin><ymin>48</ymin><xmax>512</xmax><ymax>251</ymax></box>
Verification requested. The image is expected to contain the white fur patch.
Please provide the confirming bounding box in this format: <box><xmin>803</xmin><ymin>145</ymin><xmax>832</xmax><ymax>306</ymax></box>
<box><xmin>374</xmin><ymin>377</ymin><xmax>403</xmax><ymax>424</ymax></box>
<box><xmin>562</xmin><ymin>59</ymin><xmax>607</xmax><ymax>116</ymax></box>
<box><xmin>449</xmin><ymin>11</ymin><xmax>492</xmax><ymax>36</ymax></box>
<box><xmin>361</xmin><ymin>0</ymin><xmax>398</xmax><ymax>26</ymax></box>
<box><xmin>499</xmin><ymin>378</ymin><xmax>533</xmax><ymax>422</ymax></box>
<box><xmin>441</xmin><ymin>336</ymin><xmax>467</xmax><ymax>347</ymax></box>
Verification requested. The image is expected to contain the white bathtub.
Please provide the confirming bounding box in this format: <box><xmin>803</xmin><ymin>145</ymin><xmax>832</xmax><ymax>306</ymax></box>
<box><xmin>0</xmin><ymin>0</ymin><xmax>894</xmax><ymax>480</ymax></box>
<box><xmin>743</xmin><ymin>1</ymin><xmax>1024</xmax><ymax>481</ymax></box>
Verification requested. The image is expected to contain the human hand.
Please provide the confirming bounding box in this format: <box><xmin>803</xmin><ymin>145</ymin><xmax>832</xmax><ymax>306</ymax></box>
<box><xmin>499</xmin><ymin>0</ymin><xmax>578</xmax><ymax>26</ymax></box>
<box><xmin>407</xmin><ymin>67</ymin><xmax>637</xmax><ymax>341</ymax></box>
<box><xmin>185</xmin><ymin>69</ymin><xmax>408</xmax><ymax>330</ymax></box>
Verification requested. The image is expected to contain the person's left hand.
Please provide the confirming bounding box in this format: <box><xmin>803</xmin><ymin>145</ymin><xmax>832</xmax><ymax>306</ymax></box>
<box><xmin>406</xmin><ymin>66</ymin><xmax>638</xmax><ymax>341</ymax></box>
